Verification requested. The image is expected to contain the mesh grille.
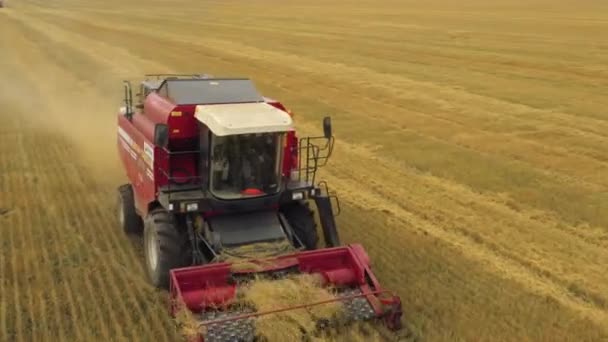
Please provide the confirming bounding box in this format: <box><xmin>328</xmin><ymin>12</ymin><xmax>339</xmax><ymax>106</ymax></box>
<box><xmin>198</xmin><ymin>288</ymin><xmax>377</xmax><ymax>342</ymax></box>
<box><xmin>201</xmin><ymin>309</ymin><xmax>256</xmax><ymax>342</ymax></box>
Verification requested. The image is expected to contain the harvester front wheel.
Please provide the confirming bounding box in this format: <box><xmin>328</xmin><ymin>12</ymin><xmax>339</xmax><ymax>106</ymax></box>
<box><xmin>282</xmin><ymin>201</ymin><xmax>318</xmax><ymax>250</ymax></box>
<box><xmin>117</xmin><ymin>184</ymin><xmax>143</xmax><ymax>234</ymax></box>
<box><xmin>144</xmin><ymin>209</ymin><xmax>190</xmax><ymax>289</ymax></box>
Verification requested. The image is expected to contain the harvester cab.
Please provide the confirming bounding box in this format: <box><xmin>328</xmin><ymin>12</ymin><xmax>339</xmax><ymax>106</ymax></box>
<box><xmin>117</xmin><ymin>74</ymin><xmax>403</xmax><ymax>341</ymax></box>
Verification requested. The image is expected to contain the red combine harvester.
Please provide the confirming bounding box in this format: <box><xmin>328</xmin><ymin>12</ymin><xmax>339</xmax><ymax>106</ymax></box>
<box><xmin>117</xmin><ymin>74</ymin><xmax>403</xmax><ymax>341</ymax></box>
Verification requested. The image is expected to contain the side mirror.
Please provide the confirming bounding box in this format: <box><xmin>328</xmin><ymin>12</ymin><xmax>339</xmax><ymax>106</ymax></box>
<box><xmin>154</xmin><ymin>123</ymin><xmax>169</xmax><ymax>148</ymax></box>
<box><xmin>323</xmin><ymin>116</ymin><xmax>332</xmax><ymax>139</ymax></box>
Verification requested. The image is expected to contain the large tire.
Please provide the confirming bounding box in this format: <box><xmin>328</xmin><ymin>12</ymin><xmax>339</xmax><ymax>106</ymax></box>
<box><xmin>282</xmin><ymin>201</ymin><xmax>318</xmax><ymax>250</ymax></box>
<box><xmin>117</xmin><ymin>184</ymin><xmax>143</xmax><ymax>234</ymax></box>
<box><xmin>143</xmin><ymin>209</ymin><xmax>190</xmax><ymax>289</ymax></box>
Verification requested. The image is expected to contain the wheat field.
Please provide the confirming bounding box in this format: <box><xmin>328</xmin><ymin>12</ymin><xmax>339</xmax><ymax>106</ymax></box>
<box><xmin>1</xmin><ymin>0</ymin><xmax>608</xmax><ymax>341</ymax></box>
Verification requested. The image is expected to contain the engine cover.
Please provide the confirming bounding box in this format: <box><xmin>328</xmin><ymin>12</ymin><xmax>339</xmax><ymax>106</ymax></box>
<box><xmin>207</xmin><ymin>210</ymin><xmax>288</xmax><ymax>247</ymax></box>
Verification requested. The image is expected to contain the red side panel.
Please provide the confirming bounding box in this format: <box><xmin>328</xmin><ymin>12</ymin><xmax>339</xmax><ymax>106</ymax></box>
<box><xmin>167</xmin><ymin>104</ymin><xmax>199</xmax><ymax>140</ymax></box>
<box><xmin>140</xmin><ymin>93</ymin><xmax>178</xmax><ymax>191</ymax></box>
<box><xmin>118</xmin><ymin>113</ymin><xmax>157</xmax><ymax>215</ymax></box>
<box><xmin>169</xmin><ymin>263</ymin><xmax>236</xmax><ymax>314</ymax></box>
<box><xmin>144</xmin><ymin>93</ymin><xmax>176</xmax><ymax>127</ymax></box>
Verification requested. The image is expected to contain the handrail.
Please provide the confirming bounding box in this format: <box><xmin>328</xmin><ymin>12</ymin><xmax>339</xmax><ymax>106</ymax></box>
<box><xmin>293</xmin><ymin>135</ymin><xmax>334</xmax><ymax>185</ymax></box>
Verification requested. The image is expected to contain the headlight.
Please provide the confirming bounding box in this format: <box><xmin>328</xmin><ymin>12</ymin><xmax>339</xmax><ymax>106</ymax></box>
<box><xmin>186</xmin><ymin>203</ymin><xmax>199</xmax><ymax>212</ymax></box>
<box><xmin>292</xmin><ymin>192</ymin><xmax>304</xmax><ymax>200</ymax></box>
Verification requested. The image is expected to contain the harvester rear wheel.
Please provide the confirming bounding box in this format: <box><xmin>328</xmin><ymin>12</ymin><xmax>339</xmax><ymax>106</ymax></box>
<box><xmin>117</xmin><ymin>184</ymin><xmax>143</xmax><ymax>234</ymax></box>
<box><xmin>144</xmin><ymin>209</ymin><xmax>190</xmax><ymax>289</ymax></box>
<box><xmin>282</xmin><ymin>201</ymin><xmax>318</xmax><ymax>250</ymax></box>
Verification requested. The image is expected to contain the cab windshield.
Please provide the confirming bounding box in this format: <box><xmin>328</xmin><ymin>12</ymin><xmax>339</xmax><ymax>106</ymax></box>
<box><xmin>210</xmin><ymin>133</ymin><xmax>282</xmax><ymax>199</ymax></box>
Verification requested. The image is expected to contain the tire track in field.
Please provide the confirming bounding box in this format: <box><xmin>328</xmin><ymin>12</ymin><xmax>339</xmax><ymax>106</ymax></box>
<box><xmin>26</xmin><ymin>146</ymin><xmax>69</xmax><ymax>341</ymax></box>
<box><xmin>20</xmin><ymin>126</ymin><xmax>78</xmax><ymax>341</ymax></box>
<box><xmin>16</xmin><ymin>118</ymin><xmax>67</xmax><ymax>341</ymax></box>
<box><xmin>48</xmin><ymin>152</ymin><xmax>130</xmax><ymax>341</ymax></box>
<box><xmin>53</xmin><ymin>169</ymin><xmax>175</xmax><ymax>340</ymax></box>
<box><xmin>0</xmin><ymin>213</ymin><xmax>5</xmax><ymax>341</ymax></box>
<box><xmin>0</xmin><ymin>114</ymin><xmax>14</xmax><ymax>341</ymax></box>
<box><xmin>10</xmin><ymin>212</ymin><xmax>25</xmax><ymax>342</ymax></box>
<box><xmin>29</xmin><ymin>136</ymin><xmax>88</xmax><ymax>342</ymax></box>
<box><xmin>0</xmin><ymin>212</ymin><xmax>16</xmax><ymax>342</ymax></box>
<box><xmin>7</xmin><ymin>139</ymin><xmax>27</xmax><ymax>342</ymax></box>
<box><xmin>69</xmin><ymin>199</ymin><xmax>139</xmax><ymax>342</ymax></box>
<box><xmin>0</xmin><ymin>205</ymin><xmax>9</xmax><ymax>341</ymax></box>
<box><xmin>56</xmin><ymin>205</ymin><xmax>112</xmax><ymax>341</ymax></box>
<box><xmin>63</xmin><ymin>242</ymin><xmax>114</xmax><ymax>339</ymax></box>
<box><xmin>0</xmin><ymin>110</ymin><xmax>21</xmax><ymax>340</ymax></box>
<box><xmin>56</xmin><ymin>157</ymin><xmax>136</xmax><ymax>341</ymax></box>
<box><xmin>41</xmin><ymin>141</ymin><xmax>113</xmax><ymax>341</ymax></box>
<box><xmin>84</xmin><ymin>194</ymin><xmax>175</xmax><ymax>341</ymax></box>
<box><xmin>73</xmin><ymin>232</ymin><xmax>180</xmax><ymax>341</ymax></box>
<box><xmin>14</xmin><ymin>196</ymin><xmax>37</xmax><ymax>340</ymax></box>
<box><xmin>66</xmin><ymin>188</ymin><xmax>165</xmax><ymax>341</ymax></box>
<box><xmin>18</xmin><ymin>148</ymin><xmax>45</xmax><ymax>341</ymax></box>
<box><xmin>75</xmin><ymin>191</ymin><xmax>170</xmax><ymax>340</ymax></box>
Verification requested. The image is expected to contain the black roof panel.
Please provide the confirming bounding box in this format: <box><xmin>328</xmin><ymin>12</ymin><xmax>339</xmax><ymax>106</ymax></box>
<box><xmin>159</xmin><ymin>78</ymin><xmax>264</xmax><ymax>105</ymax></box>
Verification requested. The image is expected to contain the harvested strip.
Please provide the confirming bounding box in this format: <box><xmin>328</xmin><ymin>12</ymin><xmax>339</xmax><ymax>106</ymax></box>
<box><xmin>237</xmin><ymin>273</ymin><xmax>344</xmax><ymax>341</ymax></box>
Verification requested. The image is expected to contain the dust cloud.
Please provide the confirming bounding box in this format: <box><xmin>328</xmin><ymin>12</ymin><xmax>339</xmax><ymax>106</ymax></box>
<box><xmin>0</xmin><ymin>67</ymin><xmax>126</xmax><ymax>187</ymax></box>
